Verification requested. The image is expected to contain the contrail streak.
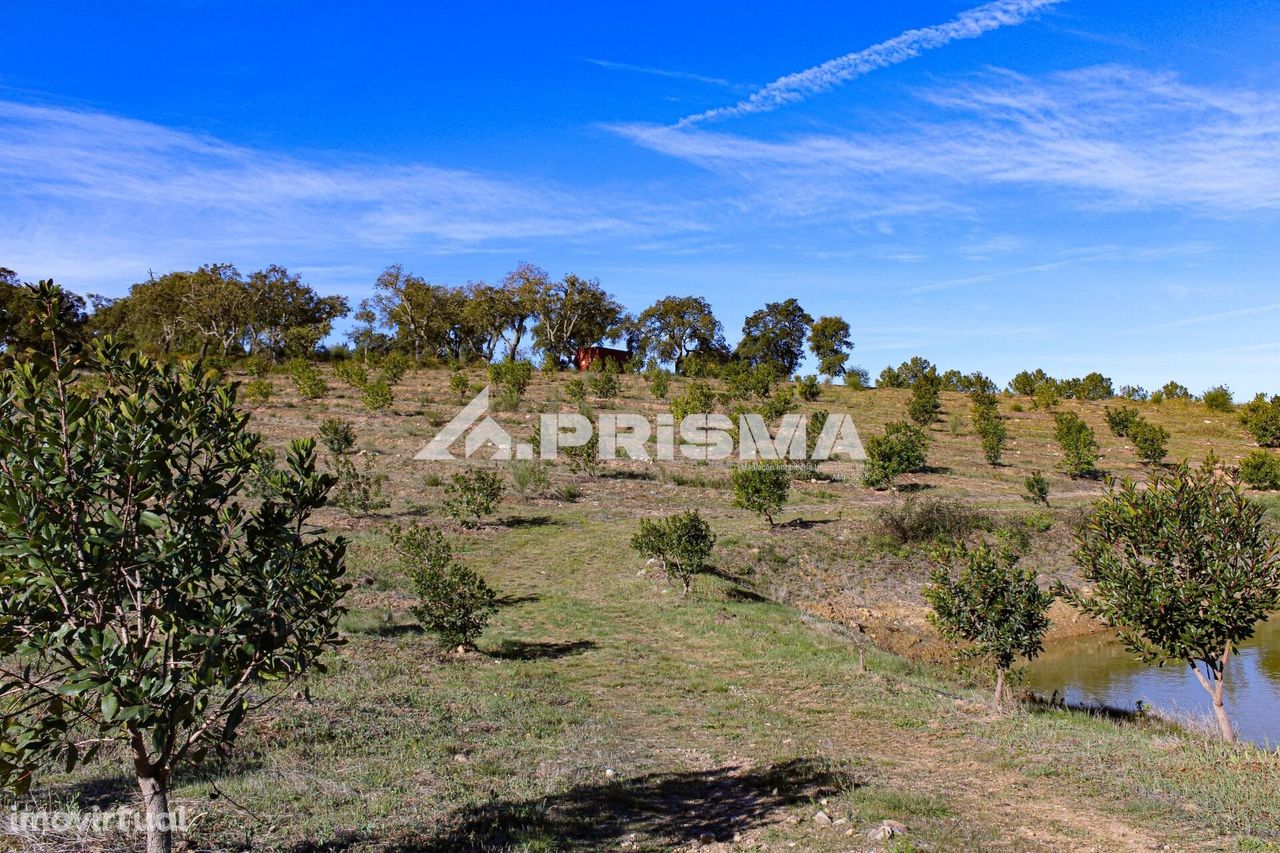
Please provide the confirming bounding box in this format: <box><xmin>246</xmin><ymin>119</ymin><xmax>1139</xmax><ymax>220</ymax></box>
<box><xmin>677</xmin><ymin>0</ymin><xmax>1064</xmax><ymax>126</ymax></box>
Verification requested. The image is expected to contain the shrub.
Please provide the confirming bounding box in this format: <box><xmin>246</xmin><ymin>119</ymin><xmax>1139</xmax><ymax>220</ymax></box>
<box><xmin>1240</xmin><ymin>394</ymin><xmax>1280</xmax><ymax>447</ymax></box>
<box><xmin>1064</xmin><ymin>462</ymin><xmax>1280</xmax><ymax>740</ymax></box>
<box><xmin>555</xmin><ymin>483</ymin><xmax>581</xmax><ymax>502</ymax></box>
<box><xmin>1053</xmin><ymin>411</ymin><xmax>1100</xmax><ymax>477</ymax></box>
<box><xmin>444</xmin><ymin>468</ymin><xmax>504</xmax><ymax>526</ymax></box>
<box><xmin>391</xmin><ymin>523</ymin><xmax>497</xmax><ymax>649</ymax></box>
<box><xmin>450</xmin><ymin>371</ymin><xmax>470</xmax><ymax>400</ymax></box>
<box><xmin>724</xmin><ymin>361</ymin><xmax>777</xmax><ymax>399</ymax></box>
<box><xmin>331</xmin><ymin>455</ymin><xmax>390</xmax><ymax>514</ymax></box>
<box><xmin>288</xmin><ymin>358</ymin><xmax>327</xmax><ymax>400</ymax></box>
<box><xmin>1203</xmin><ymin>385</ymin><xmax>1234</xmax><ymax>412</ymax></box>
<box><xmin>509</xmin><ymin>459</ymin><xmax>550</xmax><ymax>500</ymax></box>
<box><xmin>565</xmin><ymin>377</ymin><xmax>587</xmax><ymax>402</ymax></box>
<box><xmin>362</xmin><ymin>379</ymin><xmax>394</xmax><ymax>411</ymax></box>
<box><xmin>924</xmin><ymin>541</ymin><xmax>1054</xmax><ymax>708</ymax></box>
<box><xmin>489</xmin><ymin>359</ymin><xmax>534</xmax><ymax>399</ymax></box>
<box><xmin>381</xmin><ymin>352</ymin><xmax>412</xmax><ymax>383</ymax></box>
<box><xmin>563</xmin><ymin>430</ymin><xmax>600</xmax><ymax>477</ymax></box>
<box><xmin>1104</xmin><ymin>405</ymin><xmax>1140</xmax><ymax>437</ymax></box>
<box><xmin>863</xmin><ymin>420</ymin><xmax>928</xmax><ymax>491</ymax></box>
<box><xmin>630</xmin><ymin>510</ymin><xmax>717</xmax><ymax>595</ymax></box>
<box><xmin>334</xmin><ymin>359</ymin><xmax>369</xmax><ymax>389</ymax></box>
<box><xmin>1118</xmin><ymin>384</ymin><xmax>1149</xmax><ymax>402</ymax></box>
<box><xmin>243</xmin><ymin>352</ymin><xmax>272</xmax><ymax>377</ymax></box>
<box><xmin>971</xmin><ymin>390</ymin><xmax>1006</xmax><ymax>466</ymax></box>
<box><xmin>1128</xmin><ymin>417</ymin><xmax>1169</xmax><ymax>466</ymax></box>
<box><xmin>242</xmin><ymin>378</ymin><xmax>272</xmax><ymax>405</ymax></box>
<box><xmin>874</xmin><ymin>496</ymin><xmax>990</xmax><ymax>546</ymax></box>
<box><xmin>647</xmin><ymin>369</ymin><xmax>670</xmax><ymax>399</ymax></box>
<box><xmin>319</xmin><ymin>417</ymin><xmax>357</xmax><ymax>455</ymax></box>
<box><xmin>0</xmin><ymin>292</ymin><xmax>347</xmax><ymax>852</ymax></box>
<box><xmin>796</xmin><ymin>374</ymin><xmax>820</xmax><ymax>402</ymax></box>
<box><xmin>670</xmin><ymin>380</ymin><xmax>718</xmax><ymax>424</ymax></box>
<box><xmin>1032</xmin><ymin>381</ymin><xmax>1060</xmax><ymax>410</ymax></box>
<box><xmin>761</xmin><ymin>386</ymin><xmax>796</xmax><ymax>421</ymax></box>
<box><xmin>907</xmin><ymin>372</ymin><xmax>942</xmax><ymax>427</ymax></box>
<box><xmin>1160</xmin><ymin>380</ymin><xmax>1192</xmax><ymax>400</ymax></box>
<box><xmin>588</xmin><ymin>369</ymin><xmax>620</xmax><ymax>399</ymax></box>
<box><xmin>1024</xmin><ymin>470</ymin><xmax>1050</xmax><ymax>506</ymax></box>
<box><xmin>948</xmin><ymin>412</ymin><xmax>965</xmax><ymax>436</ymax></box>
<box><xmin>731</xmin><ymin>461</ymin><xmax>791</xmax><ymax>525</ymax></box>
<box><xmin>1239</xmin><ymin>450</ymin><xmax>1280</xmax><ymax>490</ymax></box>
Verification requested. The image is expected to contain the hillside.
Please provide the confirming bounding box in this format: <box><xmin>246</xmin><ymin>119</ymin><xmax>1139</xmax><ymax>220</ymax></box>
<box><xmin>25</xmin><ymin>364</ymin><xmax>1280</xmax><ymax>852</ymax></box>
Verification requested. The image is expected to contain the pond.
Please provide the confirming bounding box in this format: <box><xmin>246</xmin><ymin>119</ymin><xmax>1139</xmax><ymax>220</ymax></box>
<box><xmin>1024</xmin><ymin>618</ymin><xmax>1280</xmax><ymax>748</ymax></box>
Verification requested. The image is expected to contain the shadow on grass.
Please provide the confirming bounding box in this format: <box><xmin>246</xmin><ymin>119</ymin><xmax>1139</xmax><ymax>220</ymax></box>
<box><xmin>599</xmin><ymin>469</ymin><xmax>658</xmax><ymax>482</ymax></box>
<box><xmin>1024</xmin><ymin>691</ymin><xmax>1144</xmax><ymax>723</ymax></box>
<box><xmin>779</xmin><ymin>517</ymin><xmax>834</xmax><ymax>530</ymax></box>
<box><xmin>308</xmin><ymin>758</ymin><xmax>854</xmax><ymax>852</ymax></box>
<box><xmin>485</xmin><ymin>639</ymin><xmax>596</xmax><ymax>660</ymax></box>
<box><xmin>364</xmin><ymin>623</ymin><xmax>425</xmax><ymax>638</ymax></box>
<box><xmin>494</xmin><ymin>594</ymin><xmax>540</xmax><ymax>609</ymax></box>
<box><xmin>500</xmin><ymin>515</ymin><xmax>562</xmax><ymax>529</ymax></box>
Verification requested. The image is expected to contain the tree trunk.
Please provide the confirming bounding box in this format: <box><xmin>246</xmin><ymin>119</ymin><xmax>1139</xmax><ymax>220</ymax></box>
<box><xmin>1212</xmin><ymin>649</ymin><xmax>1235</xmax><ymax>742</ymax></box>
<box><xmin>992</xmin><ymin>667</ymin><xmax>1006</xmax><ymax>710</ymax></box>
<box><xmin>137</xmin><ymin>774</ymin><xmax>173</xmax><ymax>853</ymax></box>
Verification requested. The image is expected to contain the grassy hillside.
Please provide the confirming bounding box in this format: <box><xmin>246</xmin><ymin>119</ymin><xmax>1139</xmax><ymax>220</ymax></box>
<box><xmin>17</xmin><ymin>365</ymin><xmax>1280</xmax><ymax>852</ymax></box>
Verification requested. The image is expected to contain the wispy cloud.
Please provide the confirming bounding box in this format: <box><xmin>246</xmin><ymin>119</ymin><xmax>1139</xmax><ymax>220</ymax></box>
<box><xmin>583</xmin><ymin>59</ymin><xmax>744</xmax><ymax>90</ymax></box>
<box><xmin>0</xmin><ymin>101</ymin><xmax>686</xmax><ymax>292</ymax></box>
<box><xmin>616</xmin><ymin>66</ymin><xmax>1280</xmax><ymax>218</ymax></box>
<box><xmin>677</xmin><ymin>0</ymin><xmax>1064</xmax><ymax>126</ymax></box>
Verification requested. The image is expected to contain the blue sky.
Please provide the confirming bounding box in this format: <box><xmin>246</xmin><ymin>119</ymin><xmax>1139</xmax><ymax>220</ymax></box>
<box><xmin>2</xmin><ymin>0</ymin><xmax>1279</xmax><ymax>393</ymax></box>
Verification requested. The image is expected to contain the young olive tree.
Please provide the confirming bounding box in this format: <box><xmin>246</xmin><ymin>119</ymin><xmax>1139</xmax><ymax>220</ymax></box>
<box><xmin>731</xmin><ymin>461</ymin><xmax>791</xmax><ymax>526</ymax></box>
<box><xmin>630</xmin><ymin>511</ymin><xmax>717</xmax><ymax>596</ymax></box>
<box><xmin>862</xmin><ymin>420</ymin><xmax>928</xmax><ymax>491</ymax></box>
<box><xmin>1063</xmin><ymin>463</ymin><xmax>1280</xmax><ymax>741</ymax></box>
<box><xmin>391</xmin><ymin>523</ymin><xmax>497</xmax><ymax>649</ymax></box>
<box><xmin>0</xmin><ymin>283</ymin><xmax>348</xmax><ymax>853</ymax></box>
<box><xmin>923</xmin><ymin>542</ymin><xmax>1053</xmax><ymax>708</ymax></box>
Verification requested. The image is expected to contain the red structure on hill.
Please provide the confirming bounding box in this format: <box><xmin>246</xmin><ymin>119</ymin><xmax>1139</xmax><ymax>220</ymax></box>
<box><xmin>575</xmin><ymin>346</ymin><xmax>630</xmax><ymax>372</ymax></box>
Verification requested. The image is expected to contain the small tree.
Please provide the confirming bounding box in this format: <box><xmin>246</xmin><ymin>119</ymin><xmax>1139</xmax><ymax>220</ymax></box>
<box><xmin>971</xmin><ymin>391</ymin><xmax>1006</xmax><ymax>467</ymax></box>
<box><xmin>1024</xmin><ymin>470</ymin><xmax>1050</xmax><ymax>506</ymax></box>
<box><xmin>0</xmin><ymin>285</ymin><xmax>347</xmax><ymax>853</ymax></box>
<box><xmin>287</xmin><ymin>357</ymin><xmax>327</xmax><ymax>399</ymax></box>
<box><xmin>863</xmin><ymin>420</ymin><xmax>928</xmax><ymax>491</ymax></box>
<box><xmin>1202</xmin><ymin>385</ymin><xmax>1234</xmax><ymax>412</ymax></box>
<box><xmin>444</xmin><ymin>468</ymin><xmax>505</xmax><ymax>527</ymax></box>
<box><xmin>362</xmin><ymin>379</ymin><xmax>394</xmax><ymax>411</ymax></box>
<box><xmin>907</xmin><ymin>372</ymin><xmax>942</xmax><ymax>427</ymax></box>
<box><xmin>509</xmin><ymin>458</ymin><xmax>551</xmax><ymax>500</ymax></box>
<box><xmin>334</xmin><ymin>359</ymin><xmax>369</xmax><ymax>390</ymax></box>
<box><xmin>319</xmin><ymin>417</ymin><xmax>357</xmax><ymax>455</ymax></box>
<box><xmin>1240</xmin><ymin>394</ymin><xmax>1280</xmax><ymax>447</ymax></box>
<box><xmin>1064</xmin><ymin>463</ymin><xmax>1280</xmax><ymax>741</ymax></box>
<box><xmin>1104</xmin><ymin>405</ymin><xmax>1140</xmax><ymax>438</ymax></box>
<box><xmin>449</xmin><ymin>371</ymin><xmax>470</xmax><ymax>400</ymax></box>
<box><xmin>647</xmin><ymin>368</ymin><xmax>670</xmax><ymax>399</ymax></box>
<box><xmin>1053</xmin><ymin>411</ymin><xmax>1100</xmax><ymax>477</ymax></box>
<box><xmin>630</xmin><ymin>511</ymin><xmax>717</xmax><ymax>595</ymax></box>
<box><xmin>732</xmin><ymin>461</ymin><xmax>791</xmax><ymax>526</ymax></box>
<box><xmin>923</xmin><ymin>542</ymin><xmax>1053</xmax><ymax>708</ymax></box>
<box><xmin>1128</xmin><ymin>417</ymin><xmax>1169</xmax><ymax>467</ymax></box>
<box><xmin>796</xmin><ymin>374</ymin><xmax>821</xmax><ymax>402</ymax></box>
<box><xmin>391</xmin><ymin>523</ymin><xmax>497</xmax><ymax>649</ymax></box>
<box><xmin>1239</xmin><ymin>450</ymin><xmax>1280</xmax><ymax>490</ymax></box>
<box><xmin>489</xmin><ymin>359</ymin><xmax>534</xmax><ymax>401</ymax></box>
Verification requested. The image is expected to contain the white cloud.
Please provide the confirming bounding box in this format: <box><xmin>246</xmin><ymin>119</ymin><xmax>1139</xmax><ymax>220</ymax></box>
<box><xmin>617</xmin><ymin>66</ymin><xmax>1280</xmax><ymax>217</ymax></box>
<box><xmin>678</xmin><ymin>0</ymin><xmax>1064</xmax><ymax>126</ymax></box>
<box><xmin>0</xmin><ymin>101</ymin><xmax>676</xmax><ymax>291</ymax></box>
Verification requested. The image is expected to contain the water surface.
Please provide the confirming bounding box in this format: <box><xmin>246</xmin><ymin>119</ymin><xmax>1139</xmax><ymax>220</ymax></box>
<box><xmin>1025</xmin><ymin>618</ymin><xmax>1280</xmax><ymax>747</ymax></box>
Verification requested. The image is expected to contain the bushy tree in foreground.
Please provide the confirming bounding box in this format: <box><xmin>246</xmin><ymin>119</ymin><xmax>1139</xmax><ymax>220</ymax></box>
<box><xmin>0</xmin><ymin>283</ymin><xmax>348</xmax><ymax>853</ymax></box>
<box><xmin>391</xmin><ymin>523</ymin><xmax>497</xmax><ymax>648</ymax></box>
<box><xmin>924</xmin><ymin>542</ymin><xmax>1053</xmax><ymax>708</ymax></box>
<box><xmin>630</xmin><ymin>511</ymin><xmax>717</xmax><ymax>595</ymax></box>
<box><xmin>1063</xmin><ymin>463</ymin><xmax>1280</xmax><ymax>741</ymax></box>
<box><xmin>732</xmin><ymin>461</ymin><xmax>791</xmax><ymax>526</ymax></box>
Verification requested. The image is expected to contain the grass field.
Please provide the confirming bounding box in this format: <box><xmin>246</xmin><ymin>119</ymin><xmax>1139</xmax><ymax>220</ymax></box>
<box><xmin>11</xmin><ymin>365</ymin><xmax>1280</xmax><ymax>852</ymax></box>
